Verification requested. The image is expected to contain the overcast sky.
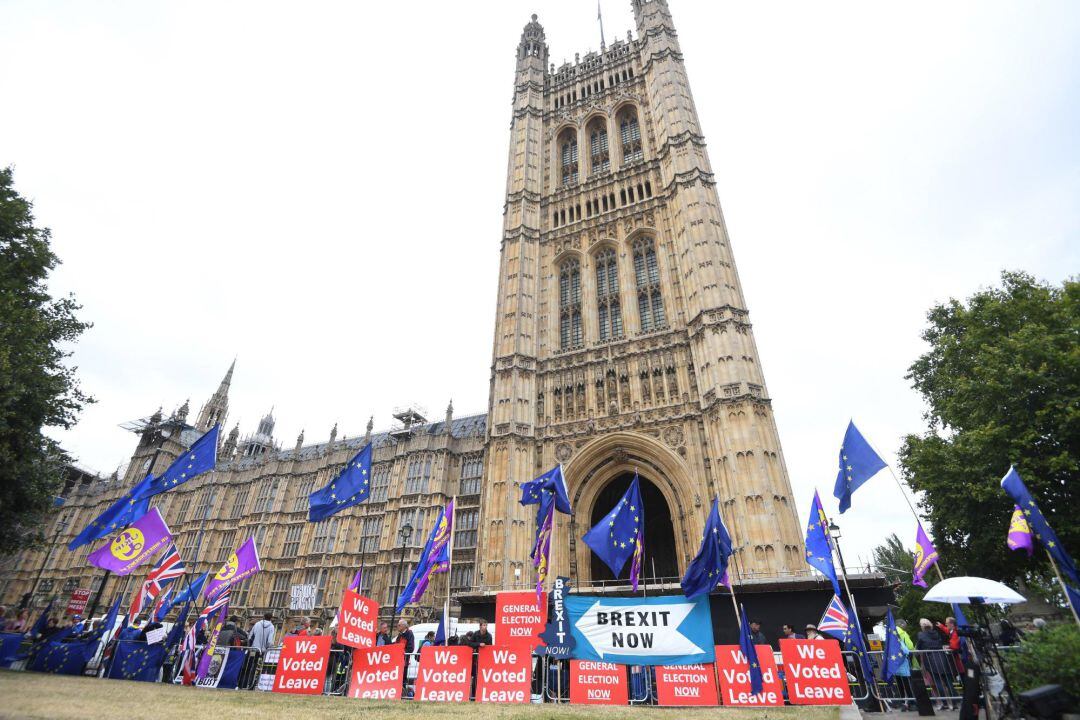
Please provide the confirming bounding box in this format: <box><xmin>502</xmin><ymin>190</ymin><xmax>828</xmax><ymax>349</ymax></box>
<box><xmin>2</xmin><ymin>1</ymin><xmax>1077</xmax><ymax>565</ymax></box>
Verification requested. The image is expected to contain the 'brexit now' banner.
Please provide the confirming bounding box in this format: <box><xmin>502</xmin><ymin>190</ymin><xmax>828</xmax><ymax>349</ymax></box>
<box><xmin>565</xmin><ymin>594</ymin><xmax>714</xmax><ymax>666</ymax></box>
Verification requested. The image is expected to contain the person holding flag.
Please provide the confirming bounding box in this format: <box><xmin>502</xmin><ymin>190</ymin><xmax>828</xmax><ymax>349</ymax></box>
<box><xmin>882</xmin><ymin>610</ymin><xmax>913</xmax><ymax>710</ymax></box>
<box><xmin>583</xmin><ymin>473</ymin><xmax>644</xmax><ymax>590</ymax></box>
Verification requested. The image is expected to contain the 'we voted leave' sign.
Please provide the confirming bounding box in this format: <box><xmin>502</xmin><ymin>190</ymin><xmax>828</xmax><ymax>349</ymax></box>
<box><xmin>779</xmin><ymin>639</ymin><xmax>852</xmax><ymax>705</ymax></box>
<box><xmin>714</xmin><ymin>644</ymin><xmax>783</xmax><ymax>706</ymax></box>
<box><xmin>475</xmin><ymin>646</ymin><xmax>531</xmax><ymax>703</ymax></box>
<box><xmin>414</xmin><ymin>645</ymin><xmax>472</xmax><ymax>702</ymax></box>
<box><xmin>336</xmin><ymin>589</ymin><xmax>378</xmax><ymax>649</ymax></box>
<box><xmin>273</xmin><ymin>636</ymin><xmax>331</xmax><ymax>694</ymax></box>
<box><xmin>349</xmin><ymin>644</ymin><xmax>404</xmax><ymax>700</ymax></box>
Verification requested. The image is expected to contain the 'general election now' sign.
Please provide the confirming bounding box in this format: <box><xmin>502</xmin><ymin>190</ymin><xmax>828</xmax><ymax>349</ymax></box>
<box><xmin>273</xmin><ymin>636</ymin><xmax>331</xmax><ymax>694</ymax></box>
<box><xmin>349</xmin><ymin>644</ymin><xmax>404</xmax><ymax>700</ymax></box>
<box><xmin>569</xmin><ymin>660</ymin><xmax>627</xmax><ymax>705</ymax></box>
<box><xmin>475</xmin><ymin>645</ymin><xmax>531</xmax><ymax>703</ymax></box>
<box><xmin>335</xmin><ymin>589</ymin><xmax>378</xmax><ymax>649</ymax></box>
<box><xmin>495</xmin><ymin>591</ymin><xmax>547</xmax><ymax>650</ymax></box>
<box><xmin>779</xmin><ymin>639</ymin><xmax>852</xmax><ymax>705</ymax></box>
<box><xmin>414</xmin><ymin>645</ymin><xmax>472</xmax><ymax>702</ymax></box>
<box><xmin>654</xmin><ymin>663</ymin><xmax>719</xmax><ymax>706</ymax></box>
<box><xmin>565</xmin><ymin>594</ymin><xmax>715</xmax><ymax>666</ymax></box>
<box><xmin>714</xmin><ymin>644</ymin><xmax>783</xmax><ymax>706</ymax></box>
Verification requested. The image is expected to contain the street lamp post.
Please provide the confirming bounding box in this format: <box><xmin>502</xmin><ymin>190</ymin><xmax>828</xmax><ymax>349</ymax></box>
<box><xmin>388</xmin><ymin>522</ymin><xmax>413</xmax><ymax>638</ymax></box>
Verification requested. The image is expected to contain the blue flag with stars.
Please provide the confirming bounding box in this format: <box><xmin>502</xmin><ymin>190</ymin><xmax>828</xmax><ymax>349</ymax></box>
<box><xmin>308</xmin><ymin>443</ymin><xmax>372</xmax><ymax>522</ymax></box>
<box><xmin>583</xmin><ymin>473</ymin><xmax>644</xmax><ymax>582</ymax></box>
<box><xmin>804</xmin><ymin>490</ymin><xmax>842</xmax><ymax>597</ymax></box>
<box><xmin>738</xmin><ymin>604</ymin><xmax>764</xmax><ymax>695</ymax></box>
<box><xmin>882</xmin><ymin>609</ymin><xmax>907</xmax><ymax>683</ymax></box>
<box><xmin>68</xmin><ymin>473</ymin><xmax>154</xmax><ymax>550</ymax></box>
<box><xmin>520</xmin><ymin>465</ymin><xmax>573</xmax><ymax>524</ymax></box>
<box><xmin>681</xmin><ymin>497</ymin><xmax>733</xmax><ymax>598</ymax></box>
<box><xmin>1001</xmin><ymin>466</ymin><xmax>1079</xmax><ymax>588</ymax></box>
<box><xmin>142</xmin><ymin>425</ymin><xmax>220</xmax><ymax>497</ymax></box>
<box><xmin>832</xmin><ymin>420</ymin><xmax>887</xmax><ymax>514</ymax></box>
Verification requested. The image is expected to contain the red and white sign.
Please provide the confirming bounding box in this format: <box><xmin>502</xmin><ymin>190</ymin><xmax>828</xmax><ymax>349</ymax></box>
<box><xmin>475</xmin><ymin>645</ymin><xmax>531</xmax><ymax>703</ymax></box>
<box><xmin>273</xmin><ymin>635</ymin><xmax>332</xmax><ymax>694</ymax></box>
<box><xmin>714</xmin><ymin>644</ymin><xmax>784</xmax><ymax>706</ymax></box>
<box><xmin>349</xmin><ymin>644</ymin><xmax>404</xmax><ymax>700</ymax></box>
<box><xmin>655</xmin><ymin>663</ymin><xmax>719</xmax><ymax>706</ymax></box>
<box><xmin>66</xmin><ymin>588</ymin><xmax>90</xmax><ymax>616</ymax></box>
<box><xmin>779</xmin><ymin>639</ymin><xmax>852</xmax><ymax>705</ymax></box>
<box><xmin>569</xmin><ymin>660</ymin><xmax>627</xmax><ymax>705</ymax></box>
<box><xmin>414</xmin><ymin>645</ymin><xmax>472</xmax><ymax>702</ymax></box>
<box><xmin>335</xmin><ymin>589</ymin><xmax>378</xmax><ymax>649</ymax></box>
<box><xmin>495</xmin><ymin>591</ymin><xmax>547</xmax><ymax>650</ymax></box>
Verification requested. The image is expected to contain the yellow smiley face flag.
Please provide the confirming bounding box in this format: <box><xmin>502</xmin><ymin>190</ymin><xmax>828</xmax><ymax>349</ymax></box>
<box><xmin>87</xmin><ymin>507</ymin><xmax>172</xmax><ymax>575</ymax></box>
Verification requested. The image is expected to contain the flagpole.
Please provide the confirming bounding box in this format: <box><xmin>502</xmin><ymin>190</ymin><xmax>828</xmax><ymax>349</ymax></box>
<box><xmin>1045</xmin><ymin>548</ymin><xmax>1080</xmax><ymax>628</ymax></box>
<box><xmin>446</xmin><ymin>496</ymin><xmax>456</xmax><ymax>622</ymax></box>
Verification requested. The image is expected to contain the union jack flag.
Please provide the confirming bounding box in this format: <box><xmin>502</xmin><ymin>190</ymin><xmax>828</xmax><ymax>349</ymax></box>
<box><xmin>129</xmin><ymin>545</ymin><xmax>185</xmax><ymax>618</ymax></box>
<box><xmin>817</xmin><ymin>594</ymin><xmax>851</xmax><ymax>638</ymax></box>
<box><xmin>197</xmin><ymin>589</ymin><xmax>230</xmax><ymax>631</ymax></box>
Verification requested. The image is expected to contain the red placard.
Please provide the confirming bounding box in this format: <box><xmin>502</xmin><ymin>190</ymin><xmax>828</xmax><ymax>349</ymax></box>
<box><xmin>714</xmin><ymin>644</ymin><xmax>784</xmax><ymax>706</ymax></box>
<box><xmin>475</xmin><ymin>645</ymin><xmax>531</xmax><ymax>703</ymax></box>
<box><xmin>273</xmin><ymin>635</ymin><xmax>332</xmax><ymax>694</ymax></box>
<box><xmin>336</xmin><ymin>589</ymin><xmax>378</xmax><ymax>649</ymax></box>
<box><xmin>349</xmin><ymin>644</ymin><xmax>404</xmax><ymax>700</ymax></box>
<box><xmin>655</xmin><ymin>663</ymin><xmax>719</xmax><ymax>706</ymax></box>
<box><xmin>66</xmin><ymin>588</ymin><xmax>90</xmax><ymax>616</ymax></box>
<box><xmin>414</xmin><ymin>645</ymin><xmax>472</xmax><ymax>702</ymax></box>
<box><xmin>569</xmin><ymin>660</ymin><xmax>627</xmax><ymax>705</ymax></box>
<box><xmin>779</xmin><ymin>638</ymin><xmax>851</xmax><ymax>705</ymax></box>
<box><xmin>495</xmin><ymin>591</ymin><xmax>547</xmax><ymax>650</ymax></box>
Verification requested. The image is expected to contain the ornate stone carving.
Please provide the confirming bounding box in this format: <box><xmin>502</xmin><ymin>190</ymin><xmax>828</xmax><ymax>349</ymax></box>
<box><xmin>662</xmin><ymin>425</ymin><xmax>684</xmax><ymax>448</ymax></box>
<box><xmin>555</xmin><ymin>442</ymin><xmax>573</xmax><ymax>462</ymax></box>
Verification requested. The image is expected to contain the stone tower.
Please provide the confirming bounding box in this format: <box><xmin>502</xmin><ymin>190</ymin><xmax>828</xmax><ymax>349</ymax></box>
<box><xmin>195</xmin><ymin>359</ymin><xmax>234</xmax><ymax>432</ymax></box>
<box><xmin>477</xmin><ymin>0</ymin><xmax>805</xmax><ymax>593</ymax></box>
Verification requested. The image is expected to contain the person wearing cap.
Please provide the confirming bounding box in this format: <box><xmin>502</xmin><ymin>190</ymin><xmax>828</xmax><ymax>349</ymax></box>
<box><xmin>805</xmin><ymin>624</ymin><xmax>824</xmax><ymax>640</ymax></box>
<box><xmin>71</xmin><ymin>615</ymin><xmax>86</xmax><ymax>634</ymax></box>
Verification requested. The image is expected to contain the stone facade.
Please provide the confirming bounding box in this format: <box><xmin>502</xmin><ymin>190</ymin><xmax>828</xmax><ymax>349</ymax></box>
<box><xmin>0</xmin><ymin>0</ymin><xmax>804</xmax><ymax>623</ymax></box>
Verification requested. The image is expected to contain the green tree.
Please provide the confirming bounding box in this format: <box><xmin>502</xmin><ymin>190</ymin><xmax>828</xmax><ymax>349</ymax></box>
<box><xmin>0</xmin><ymin>166</ymin><xmax>91</xmax><ymax>553</ymax></box>
<box><xmin>899</xmin><ymin>271</ymin><xmax>1078</xmax><ymax>585</ymax></box>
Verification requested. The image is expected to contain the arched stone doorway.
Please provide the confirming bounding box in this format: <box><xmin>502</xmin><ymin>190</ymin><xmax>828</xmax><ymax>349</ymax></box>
<box><xmin>588</xmin><ymin>472</ymin><xmax>679</xmax><ymax>584</ymax></box>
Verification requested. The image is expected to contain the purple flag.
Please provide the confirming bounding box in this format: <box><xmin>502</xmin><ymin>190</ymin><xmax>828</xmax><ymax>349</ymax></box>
<box><xmin>912</xmin><ymin>522</ymin><xmax>939</xmax><ymax>588</ymax></box>
<box><xmin>195</xmin><ymin>596</ymin><xmax>229</xmax><ymax>682</ymax></box>
<box><xmin>630</xmin><ymin>526</ymin><xmax>644</xmax><ymax>591</ymax></box>
<box><xmin>402</xmin><ymin>499</ymin><xmax>454</xmax><ymax>609</ymax></box>
<box><xmin>348</xmin><ymin>568</ymin><xmax>363</xmax><ymax>593</ymax></box>
<box><xmin>532</xmin><ymin>499</ymin><xmax>554</xmax><ymax>603</ymax></box>
<box><xmin>1007</xmin><ymin>505</ymin><xmax>1034</xmax><ymax>556</ymax></box>
<box><xmin>86</xmin><ymin>507</ymin><xmax>172</xmax><ymax>576</ymax></box>
<box><xmin>204</xmin><ymin>537</ymin><xmax>261</xmax><ymax>602</ymax></box>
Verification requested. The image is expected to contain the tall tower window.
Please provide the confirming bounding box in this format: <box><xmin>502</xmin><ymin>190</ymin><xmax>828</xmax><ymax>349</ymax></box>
<box><xmin>559</xmin><ymin>259</ymin><xmax>583</xmax><ymax>350</ymax></box>
<box><xmin>595</xmin><ymin>248</ymin><xmax>623</xmax><ymax>341</ymax></box>
<box><xmin>559</xmin><ymin>128</ymin><xmax>579</xmax><ymax>186</ymax></box>
<box><xmin>618</xmin><ymin>107</ymin><xmax>643</xmax><ymax>165</ymax></box>
<box><xmin>633</xmin><ymin>237</ymin><xmax>666</xmax><ymax>333</ymax></box>
<box><xmin>588</xmin><ymin>118</ymin><xmax>609</xmax><ymax>174</ymax></box>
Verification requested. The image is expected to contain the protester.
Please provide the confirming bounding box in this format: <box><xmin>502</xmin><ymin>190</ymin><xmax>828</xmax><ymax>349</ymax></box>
<box><xmin>780</xmin><ymin>624</ymin><xmax>804</xmax><ymax>640</ymax></box>
<box><xmin>917</xmin><ymin>618</ymin><xmax>956</xmax><ymax>711</ymax></box>
<box><xmin>749</xmin><ymin>619</ymin><xmax>768</xmax><ymax>645</ymax></box>
<box><xmin>7</xmin><ymin>609</ymin><xmax>29</xmax><ymax>633</ymax></box>
<box><xmin>805</xmin><ymin>624</ymin><xmax>824</xmax><ymax>640</ymax></box>
<box><xmin>396</xmin><ymin>620</ymin><xmax>415</xmax><ymax>695</ymax></box>
<box><xmin>420</xmin><ymin>631</ymin><xmax>435</xmax><ymax>649</ymax></box>
<box><xmin>218</xmin><ymin>618</ymin><xmax>238</xmax><ymax>647</ymax></box>
<box><xmin>137</xmin><ymin>617</ymin><xmax>163</xmax><ymax>643</ymax></box>
<box><xmin>890</xmin><ymin>619</ymin><xmax>916</xmax><ymax>711</ymax></box>
<box><xmin>376</xmin><ymin>621</ymin><xmax>390</xmax><ymax>646</ymax></box>
<box><xmin>470</xmin><ymin>621</ymin><xmax>492</xmax><ymax>648</ymax></box>
<box><xmin>290</xmin><ymin>617</ymin><xmax>311</xmax><ymax>636</ymax></box>
<box><xmin>311</xmin><ymin>625</ymin><xmax>323</xmax><ymax>636</ymax></box>
<box><xmin>249</xmin><ymin>613</ymin><xmax>276</xmax><ymax>653</ymax></box>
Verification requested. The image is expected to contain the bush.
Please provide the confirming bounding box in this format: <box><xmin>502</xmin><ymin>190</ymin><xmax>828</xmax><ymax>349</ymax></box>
<box><xmin>1005</xmin><ymin>623</ymin><xmax>1080</xmax><ymax>696</ymax></box>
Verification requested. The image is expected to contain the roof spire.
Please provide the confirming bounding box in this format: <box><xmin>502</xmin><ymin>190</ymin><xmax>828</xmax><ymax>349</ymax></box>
<box><xmin>598</xmin><ymin>1</ymin><xmax>606</xmax><ymax>50</ymax></box>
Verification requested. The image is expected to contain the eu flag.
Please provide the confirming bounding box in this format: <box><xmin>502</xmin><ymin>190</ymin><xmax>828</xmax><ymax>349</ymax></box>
<box><xmin>107</xmin><ymin>641</ymin><xmax>168</xmax><ymax>682</ymax></box>
<box><xmin>832</xmin><ymin>420</ymin><xmax>887</xmax><ymax>513</ymax></box>
<box><xmin>160</xmin><ymin>572</ymin><xmax>209</xmax><ymax>618</ymax></box>
<box><xmin>142</xmin><ymin>425</ymin><xmax>220</xmax><ymax>497</ymax></box>
<box><xmin>520</xmin><ymin>465</ymin><xmax>572</xmax><ymax>522</ymax></box>
<box><xmin>1001</xmin><ymin>466</ymin><xmax>1079</xmax><ymax>587</ymax></box>
<box><xmin>583</xmin><ymin>474</ymin><xmax>644</xmax><ymax>585</ymax></box>
<box><xmin>882</xmin><ymin>609</ymin><xmax>907</xmax><ymax>683</ymax></box>
<box><xmin>68</xmin><ymin>473</ymin><xmax>154</xmax><ymax>550</ymax></box>
<box><xmin>738</xmin><ymin>604</ymin><xmax>764</xmax><ymax>695</ymax></box>
<box><xmin>681</xmin><ymin>497</ymin><xmax>733</xmax><ymax>598</ymax></box>
<box><xmin>98</xmin><ymin>595</ymin><xmax>123</xmax><ymax>640</ymax></box>
<box><xmin>804</xmin><ymin>490</ymin><xmax>842</xmax><ymax>597</ymax></box>
<box><xmin>308</xmin><ymin>443</ymin><xmax>372</xmax><ymax>522</ymax></box>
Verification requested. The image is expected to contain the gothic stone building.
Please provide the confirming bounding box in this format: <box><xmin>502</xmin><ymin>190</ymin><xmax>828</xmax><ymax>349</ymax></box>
<box><xmin>1</xmin><ymin>0</ymin><xmax>805</xmax><ymax>625</ymax></box>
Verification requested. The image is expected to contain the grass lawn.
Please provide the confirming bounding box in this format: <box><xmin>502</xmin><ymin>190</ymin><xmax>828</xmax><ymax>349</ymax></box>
<box><xmin>0</xmin><ymin>671</ymin><xmax>841</xmax><ymax>719</ymax></box>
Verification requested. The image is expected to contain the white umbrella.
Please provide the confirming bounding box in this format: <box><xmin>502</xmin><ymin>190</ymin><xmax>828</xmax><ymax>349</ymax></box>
<box><xmin>923</xmin><ymin>576</ymin><xmax>1026</xmax><ymax>605</ymax></box>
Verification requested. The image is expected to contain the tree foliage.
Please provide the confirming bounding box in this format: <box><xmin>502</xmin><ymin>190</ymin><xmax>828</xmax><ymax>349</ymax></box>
<box><xmin>899</xmin><ymin>271</ymin><xmax>1078</xmax><ymax>584</ymax></box>
<box><xmin>0</xmin><ymin>166</ymin><xmax>91</xmax><ymax>553</ymax></box>
<box><xmin>1005</xmin><ymin>623</ymin><xmax>1080</xmax><ymax>696</ymax></box>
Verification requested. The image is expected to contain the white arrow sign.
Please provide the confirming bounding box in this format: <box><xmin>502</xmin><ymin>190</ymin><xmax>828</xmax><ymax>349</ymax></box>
<box><xmin>573</xmin><ymin>600</ymin><xmax>704</xmax><ymax>659</ymax></box>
